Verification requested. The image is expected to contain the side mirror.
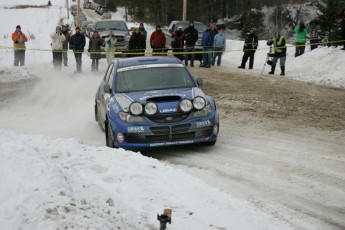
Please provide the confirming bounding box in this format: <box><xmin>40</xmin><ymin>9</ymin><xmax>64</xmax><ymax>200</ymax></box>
<box><xmin>104</xmin><ymin>84</ymin><xmax>111</xmax><ymax>94</ymax></box>
<box><xmin>196</xmin><ymin>77</ymin><xmax>203</xmax><ymax>86</ymax></box>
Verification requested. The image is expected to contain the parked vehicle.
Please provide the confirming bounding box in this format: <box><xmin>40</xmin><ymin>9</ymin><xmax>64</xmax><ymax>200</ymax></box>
<box><xmin>101</xmin><ymin>12</ymin><xmax>111</xmax><ymax>20</ymax></box>
<box><xmin>92</xmin><ymin>20</ymin><xmax>131</xmax><ymax>56</ymax></box>
<box><xmin>80</xmin><ymin>20</ymin><xmax>93</xmax><ymax>35</ymax></box>
<box><xmin>95</xmin><ymin>56</ymin><xmax>219</xmax><ymax>149</ymax></box>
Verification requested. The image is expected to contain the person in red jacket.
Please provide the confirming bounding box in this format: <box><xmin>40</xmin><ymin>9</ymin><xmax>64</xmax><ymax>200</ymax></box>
<box><xmin>150</xmin><ymin>25</ymin><xmax>167</xmax><ymax>56</ymax></box>
<box><xmin>171</xmin><ymin>26</ymin><xmax>185</xmax><ymax>60</ymax></box>
<box><xmin>12</xmin><ymin>25</ymin><xmax>28</xmax><ymax>66</ymax></box>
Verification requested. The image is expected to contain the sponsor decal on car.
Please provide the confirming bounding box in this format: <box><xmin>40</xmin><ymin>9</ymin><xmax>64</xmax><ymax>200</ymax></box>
<box><xmin>150</xmin><ymin>140</ymin><xmax>194</xmax><ymax>147</ymax></box>
<box><xmin>117</xmin><ymin>63</ymin><xmax>184</xmax><ymax>72</ymax></box>
<box><xmin>160</xmin><ymin>108</ymin><xmax>177</xmax><ymax>113</ymax></box>
<box><xmin>127</xmin><ymin>126</ymin><xmax>145</xmax><ymax>133</ymax></box>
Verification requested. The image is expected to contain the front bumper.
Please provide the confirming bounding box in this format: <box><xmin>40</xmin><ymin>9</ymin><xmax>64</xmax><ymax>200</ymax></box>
<box><xmin>108</xmin><ymin>115</ymin><xmax>219</xmax><ymax>149</ymax></box>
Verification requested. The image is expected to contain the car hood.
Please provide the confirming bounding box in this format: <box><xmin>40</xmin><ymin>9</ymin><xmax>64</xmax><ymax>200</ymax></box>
<box><xmin>98</xmin><ymin>30</ymin><xmax>128</xmax><ymax>37</ymax></box>
<box><xmin>113</xmin><ymin>87</ymin><xmax>206</xmax><ymax>113</ymax></box>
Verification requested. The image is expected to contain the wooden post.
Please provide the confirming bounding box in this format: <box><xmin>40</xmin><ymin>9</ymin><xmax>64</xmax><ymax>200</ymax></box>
<box><xmin>76</xmin><ymin>0</ymin><xmax>80</xmax><ymax>27</ymax></box>
<box><xmin>183</xmin><ymin>0</ymin><xmax>187</xmax><ymax>21</ymax></box>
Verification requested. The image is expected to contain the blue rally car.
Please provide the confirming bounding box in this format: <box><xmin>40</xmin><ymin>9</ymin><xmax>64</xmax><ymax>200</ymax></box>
<box><xmin>95</xmin><ymin>56</ymin><xmax>219</xmax><ymax>149</ymax></box>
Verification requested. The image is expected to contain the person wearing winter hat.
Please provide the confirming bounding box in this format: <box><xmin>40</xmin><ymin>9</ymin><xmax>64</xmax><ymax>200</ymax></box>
<box><xmin>238</xmin><ymin>27</ymin><xmax>258</xmax><ymax>69</ymax></box>
<box><xmin>69</xmin><ymin>26</ymin><xmax>86</xmax><ymax>73</ymax></box>
<box><xmin>266</xmin><ymin>31</ymin><xmax>287</xmax><ymax>76</ymax></box>
<box><xmin>11</xmin><ymin>25</ymin><xmax>28</xmax><ymax>66</ymax></box>
<box><xmin>139</xmin><ymin>22</ymin><xmax>147</xmax><ymax>41</ymax></box>
<box><xmin>183</xmin><ymin>21</ymin><xmax>199</xmax><ymax>67</ymax></box>
<box><xmin>50</xmin><ymin>26</ymin><xmax>66</xmax><ymax>70</ymax></box>
<box><xmin>61</xmin><ymin>24</ymin><xmax>70</xmax><ymax>66</ymax></box>
<box><xmin>150</xmin><ymin>25</ymin><xmax>167</xmax><ymax>55</ymax></box>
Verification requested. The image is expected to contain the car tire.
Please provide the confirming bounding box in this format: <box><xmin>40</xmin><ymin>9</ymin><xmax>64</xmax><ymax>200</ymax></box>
<box><xmin>105</xmin><ymin>120</ymin><xmax>115</xmax><ymax>148</ymax></box>
<box><xmin>94</xmin><ymin>103</ymin><xmax>98</xmax><ymax>122</ymax></box>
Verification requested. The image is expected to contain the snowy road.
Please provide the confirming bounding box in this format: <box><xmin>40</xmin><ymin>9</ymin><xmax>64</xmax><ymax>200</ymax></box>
<box><xmin>1</xmin><ymin>64</ymin><xmax>344</xmax><ymax>229</ymax></box>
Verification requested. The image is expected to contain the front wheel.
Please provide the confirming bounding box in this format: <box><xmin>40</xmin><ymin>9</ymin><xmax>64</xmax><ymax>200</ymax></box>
<box><xmin>105</xmin><ymin>120</ymin><xmax>115</xmax><ymax>148</ymax></box>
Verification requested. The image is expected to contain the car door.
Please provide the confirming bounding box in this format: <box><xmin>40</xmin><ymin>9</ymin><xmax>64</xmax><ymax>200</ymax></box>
<box><xmin>99</xmin><ymin>63</ymin><xmax>114</xmax><ymax>127</ymax></box>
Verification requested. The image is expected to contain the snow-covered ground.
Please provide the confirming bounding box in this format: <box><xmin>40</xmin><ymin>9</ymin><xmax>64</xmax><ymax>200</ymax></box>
<box><xmin>1</xmin><ymin>1</ymin><xmax>345</xmax><ymax>229</ymax></box>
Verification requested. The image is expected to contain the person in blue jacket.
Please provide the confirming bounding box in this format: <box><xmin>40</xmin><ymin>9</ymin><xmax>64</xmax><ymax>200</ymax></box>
<box><xmin>212</xmin><ymin>28</ymin><xmax>226</xmax><ymax>66</ymax></box>
<box><xmin>201</xmin><ymin>24</ymin><xmax>214</xmax><ymax>68</ymax></box>
<box><xmin>69</xmin><ymin>26</ymin><xmax>86</xmax><ymax>73</ymax></box>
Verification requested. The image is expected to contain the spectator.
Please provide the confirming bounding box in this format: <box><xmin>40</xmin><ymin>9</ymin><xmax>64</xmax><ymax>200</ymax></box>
<box><xmin>129</xmin><ymin>27</ymin><xmax>146</xmax><ymax>57</ymax></box>
<box><xmin>267</xmin><ymin>32</ymin><xmax>287</xmax><ymax>76</ymax></box>
<box><xmin>294</xmin><ymin>21</ymin><xmax>308</xmax><ymax>57</ymax></box>
<box><xmin>88</xmin><ymin>30</ymin><xmax>103</xmax><ymax>71</ymax></box>
<box><xmin>139</xmin><ymin>22</ymin><xmax>147</xmax><ymax>41</ymax></box>
<box><xmin>183</xmin><ymin>21</ymin><xmax>199</xmax><ymax>67</ymax></box>
<box><xmin>238</xmin><ymin>27</ymin><xmax>258</xmax><ymax>69</ymax></box>
<box><xmin>212</xmin><ymin>28</ymin><xmax>226</xmax><ymax>66</ymax></box>
<box><xmin>201</xmin><ymin>24</ymin><xmax>214</xmax><ymax>68</ymax></box>
<box><xmin>171</xmin><ymin>26</ymin><xmax>185</xmax><ymax>61</ymax></box>
<box><xmin>150</xmin><ymin>25</ymin><xmax>167</xmax><ymax>56</ymax></box>
<box><xmin>61</xmin><ymin>24</ymin><xmax>71</xmax><ymax>67</ymax></box>
<box><xmin>339</xmin><ymin>9</ymin><xmax>345</xmax><ymax>50</ymax></box>
<box><xmin>11</xmin><ymin>25</ymin><xmax>28</xmax><ymax>67</ymax></box>
<box><xmin>50</xmin><ymin>26</ymin><xmax>66</xmax><ymax>70</ymax></box>
<box><xmin>139</xmin><ymin>22</ymin><xmax>147</xmax><ymax>52</ymax></box>
<box><xmin>104</xmin><ymin>31</ymin><xmax>117</xmax><ymax>65</ymax></box>
<box><xmin>308</xmin><ymin>19</ymin><xmax>320</xmax><ymax>51</ymax></box>
<box><xmin>69</xmin><ymin>26</ymin><xmax>86</xmax><ymax>73</ymax></box>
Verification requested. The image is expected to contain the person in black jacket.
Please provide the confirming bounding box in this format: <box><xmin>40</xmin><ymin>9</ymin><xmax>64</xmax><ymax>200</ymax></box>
<box><xmin>69</xmin><ymin>27</ymin><xmax>86</xmax><ymax>73</ymax></box>
<box><xmin>183</xmin><ymin>21</ymin><xmax>199</xmax><ymax>67</ymax></box>
<box><xmin>129</xmin><ymin>27</ymin><xmax>146</xmax><ymax>57</ymax></box>
<box><xmin>238</xmin><ymin>28</ymin><xmax>258</xmax><ymax>69</ymax></box>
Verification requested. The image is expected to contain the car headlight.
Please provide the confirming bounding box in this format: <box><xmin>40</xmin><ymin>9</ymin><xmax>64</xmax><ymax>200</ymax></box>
<box><xmin>119</xmin><ymin>112</ymin><xmax>146</xmax><ymax>123</ymax></box>
<box><xmin>193</xmin><ymin>104</ymin><xmax>211</xmax><ymax>118</ymax></box>
<box><xmin>193</xmin><ymin>96</ymin><xmax>206</xmax><ymax>110</ymax></box>
<box><xmin>125</xmin><ymin>35</ymin><xmax>131</xmax><ymax>42</ymax></box>
<box><xmin>179</xmin><ymin>99</ymin><xmax>193</xmax><ymax>112</ymax></box>
<box><xmin>145</xmin><ymin>102</ymin><xmax>158</xmax><ymax>115</ymax></box>
<box><xmin>129</xmin><ymin>102</ymin><xmax>143</xmax><ymax>115</ymax></box>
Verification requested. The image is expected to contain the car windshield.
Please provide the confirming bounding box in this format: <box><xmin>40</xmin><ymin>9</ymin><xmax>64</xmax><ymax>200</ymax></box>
<box><xmin>95</xmin><ymin>21</ymin><xmax>128</xmax><ymax>31</ymax></box>
<box><xmin>116</xmin><ymin>66</ymin><xmax>196</xmax><ymax>93</ymax></box>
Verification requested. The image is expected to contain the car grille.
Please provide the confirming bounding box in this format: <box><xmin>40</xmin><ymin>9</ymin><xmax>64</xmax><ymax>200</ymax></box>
<box><xmin>101</xmin><ymin>35</ymin><xmax>125</xmax><ymax>43</ymax></box>
<box><xmin>147</xmin><ymin>113</ymin><xmax>188</xmax><ymax>123</ymax></box>
<box><xmin>124</xmin><ymin>125</ymin><xmax>213</xmax><ymax>143</ymax></box>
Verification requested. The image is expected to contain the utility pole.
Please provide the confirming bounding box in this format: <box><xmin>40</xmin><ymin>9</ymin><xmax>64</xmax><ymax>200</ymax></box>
<box><xmin>66</xmin><ymin>0</ymin><xmax>69</xmax><ymax>20</ymax></box>
<box><xmin>183</xmin><ymin>0</ymin><xmax>187</xmax><ymax>21</ymax></box>
<box><xmin>76</xmin><ymin>0</ymin><xmax>80</xmax><ymax>27</ymax></box>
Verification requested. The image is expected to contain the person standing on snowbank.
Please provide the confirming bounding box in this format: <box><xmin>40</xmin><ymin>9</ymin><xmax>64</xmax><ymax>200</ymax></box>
<box><xmin>12</xmin><ymin>25</ymin><xmax>28</xmax><ymax>66</ymax></box>
<box><xmin>294</xmin><ymin>21</ymin><xmax>308</xmax><ymax>57</ymax></box>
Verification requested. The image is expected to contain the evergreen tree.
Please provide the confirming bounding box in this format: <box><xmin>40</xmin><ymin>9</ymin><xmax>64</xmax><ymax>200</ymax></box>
<box><xmin>316</xmin><ymin>0</ymin><xmax>343</xmax><ymax>46</ymax></box>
